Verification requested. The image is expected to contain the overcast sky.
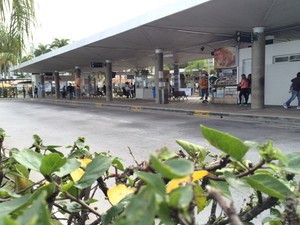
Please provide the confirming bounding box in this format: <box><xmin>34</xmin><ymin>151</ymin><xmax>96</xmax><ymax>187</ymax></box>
<box><xmin>32</xmin><ymin>0</ymin><xmax>180</xmax><ymax>47</ymax></box>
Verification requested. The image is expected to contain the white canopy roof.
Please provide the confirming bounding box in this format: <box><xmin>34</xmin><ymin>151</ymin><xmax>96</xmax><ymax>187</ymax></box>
<box><xmin>12</xmin><ymin>0</ymin><xmax>300</xmax><ymax>74</ymax></box>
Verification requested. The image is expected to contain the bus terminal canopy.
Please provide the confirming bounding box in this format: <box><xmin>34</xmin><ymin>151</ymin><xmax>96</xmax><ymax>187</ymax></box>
<box><xmin>11</xmin><ymin>0</ymin><xmax>300</xmax><ymax>74</ymax></box>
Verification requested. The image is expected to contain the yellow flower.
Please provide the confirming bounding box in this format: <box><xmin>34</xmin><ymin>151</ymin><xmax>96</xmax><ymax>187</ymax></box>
<box><xmin>107</xmin><ymin>184</ymin><xmax>136</xmax><ymax>205</ymax></box>
<box><xmin>166</xmin><ymin>170</ymin><xmax>209</xmax><ymax>193</ymax></box>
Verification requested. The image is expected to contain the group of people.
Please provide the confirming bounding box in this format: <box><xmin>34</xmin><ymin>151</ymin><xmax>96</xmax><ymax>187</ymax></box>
<box><xmin>237</xmin><ymin>73</ymin><xmax>251</xmax><ymax>106</ymax></box>
<box><xmin>124</xmin><ymin>82</ymin><xmax>135</xmax><ymax>98</ymax></box>
<box><xmin>21</xmin><ymin>86</ymin><xmax>38</xmax><ymax>98</ymax></box>
<box><xmin>237</xmin><ymin>71</ymin><xmax>300</xmax><ymax>109</ymax></box>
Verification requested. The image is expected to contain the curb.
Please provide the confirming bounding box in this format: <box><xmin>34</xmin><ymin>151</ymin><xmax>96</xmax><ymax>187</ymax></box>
<box><xmin>9</xmin><ymin>98</ymin><xmax>300</xmax><ymax>125</ymax></box>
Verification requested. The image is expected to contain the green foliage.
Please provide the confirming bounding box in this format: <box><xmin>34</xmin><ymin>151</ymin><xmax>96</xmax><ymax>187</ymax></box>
<box><xmin>0</xmin><ymin>125</ymin><xmax>299</xmax><ymax>225</ymax></box>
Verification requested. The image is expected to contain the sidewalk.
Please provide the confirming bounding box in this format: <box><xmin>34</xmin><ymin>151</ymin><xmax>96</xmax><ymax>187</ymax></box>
<box><xmin>25</xmin><ymin>95</ymin><xmax>300</xmax><ymax>124</ymax></box>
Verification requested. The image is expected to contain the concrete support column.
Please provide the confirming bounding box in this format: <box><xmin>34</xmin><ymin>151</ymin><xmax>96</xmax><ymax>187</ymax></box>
<box><xmin>173</xmin><ymin>63</ymin><xmax>180</xmax><ymax>91</ymax></box>
<box><xmin>155</xmin><ymin>49</ymin><xmax>163</xmax><ymax>104</ymax></box>
<box><xmin>93</xmin><ymin>77</ymin><xmax>97</xmax><ymax>94</ymax></box>
<box><xmin>54</xmin><ymin>71</ymin><xmax>60</xmax><ymax>99</ymax></box>
<box><xmin>105</xmin><ymin>60</ymin><xmax>113</xmax><ymax>101</ymax></box>
<box><xmin>251</xmin><ymin>27</ymin><xmax>265</xmax><ymax>109</ymax></box>
<box><xmin>40</xmin><ymin>74</ymin><xmax>45</xmax><ymax>98</ymax></box>
<box><xmin>87</xmin><ymin>75</ymin><xmax>91</xmax><ymax>95</ymax></box>
<box><xmin>74</xmin><ymin>67</ymin><xmax>81</xmax><ymax>99</ymax></box>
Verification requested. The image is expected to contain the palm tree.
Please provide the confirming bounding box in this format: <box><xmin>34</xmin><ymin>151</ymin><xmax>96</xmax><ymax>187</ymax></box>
<box><xmin>50</xmin><ymin>38</ymin><xmax>70</xmax><ymax>49</ymax></box>
<box><xmin>34</xmin><ymin>43</ymin><xmax>51</xmax><ymax>57</ymax></box>
<box><xmin>0</xmin><ymin>0</ymin><xmax>36</xmax><ymax>57</ymax></box>
<box><xmin>0</xmin><ymin>24</ymin><xmax>20</xmax><ymax>74</ymax></box>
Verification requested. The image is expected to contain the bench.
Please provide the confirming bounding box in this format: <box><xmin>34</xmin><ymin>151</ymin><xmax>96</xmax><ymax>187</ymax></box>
<box><xmin>170</xmin><ymin>91</ymin><xmax>188</xmax><ymax>100</ymax></box>
<box><xmin>90</xmin><ymin>91</ymin><xmax>104</xmax><ymax>97</ymax></box>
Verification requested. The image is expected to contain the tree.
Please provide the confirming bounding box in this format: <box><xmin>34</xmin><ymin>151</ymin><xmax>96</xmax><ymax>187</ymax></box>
<box><xmin>184</xmin><ymin>59</ymin><xmax>208</xmax><ymax>75</ymax></box>
<box><xmin>0</xmin><ymin>0</ymin><xmax>36</xmax><ymax>57</ymax></box>
<box><xmin>0</xmin><ymin>24</ymin><xmax>21</xmax><ymax>74</ymax></box>
<box><xmin>34</xmin><ymin>43</ymin><xmax>51</xmax><ymax>57</ymax></box>
<box><xmin>50</xmin><ymin>38</ymin><xmax>70</xmax><ymax>49</ymax></box>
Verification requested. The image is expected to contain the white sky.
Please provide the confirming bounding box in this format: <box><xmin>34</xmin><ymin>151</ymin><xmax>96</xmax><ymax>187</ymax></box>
<box><xmin>32</xmin><ymin>0</ymin><xmax>180</xmax><ymax>47</ymax></box>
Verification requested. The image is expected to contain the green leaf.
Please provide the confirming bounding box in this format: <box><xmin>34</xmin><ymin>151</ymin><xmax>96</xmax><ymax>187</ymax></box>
<box><xmin>282</xmin><ymin>152</ymin><xmax>300</xmax><ymax>174</ymax></box>
<box><xmin>224</xmin><ymin>171</ymin><xmax>251</xmax><ymax>194</ymax></box>
<box><xmin>0</xmin><ymin>216</ymin><xmax>20</xmax><ymax>225</ymax></box>
<box><xmin>157</xmin><ymin>202</ymin><xmax>175</xmax><ymax>225</ymax></box>
<box><xmin>75</xmin><ymin>155</ymin><xmax>113</xmax><ymax>189</ymax></box>
<box><xmin>0</xmin><ymin>194</ymin><xmax>31</xmax><ymax>218</ymax></box>
<box><xmin>15</xmin><ymin>164</ymin><xmax>30</xmax><ymax>178</ymax></box>
<box><xmin>12</xmin><ymin>149</ymin><xmax>43</xmax><ymax>172</ymax></box>
<box><xmin>101</xmin><ymin>200</ymin><xmax>128</xmax><ymax>225</ymax></box>
<box><xmin>209</xmin><ymin>180</ymin><xmax>232</xmax><ymax>200</ymax></box>
<box><xmin>0</xmin><ymin>188</ymin><xmax>21</xmax><ymax>198</ymax></box>
<box><xmin>61</xmin><ymin>181</ymin><xmax>74</xmax><ymax>192</ymax></box>
<box><xmin>155</xmin><ymin>147</ymin><xmax>177</xmax><ymax>160</ymax></box>
<box><xmin>245</xmin><ymin>174</ymin><xmax>292</xmax><ymax>199</ymax></box>
<box><xmin>33</xmin><ymin>134</ymin><xmax>42</xmax><ymax>143</ymax></box>
<box><xmin>40</xmin><ymin>153</ymin><xmax>67</xmax><ymax>177</ymax></box>
<box><xmin>122</xmin><ymin>186</ymin><xmax>156</xmax><ymax>225</ymax></box>
<box><xmin>0</xmin><ymin>182</ymin><xmax>55</xmax><ymax>219</ymax></box>
<box><xmin>45</xmin><ymin>145</ymin><xmax>64</xmax><ymax>157</ymax></box>
<box><xmin>262</xmin><ymin>215</ymin><xmax>281</xmax><ymax>224</ymax></box>
<box><xmin>55</xmin><ymin>158</ymin><xmax>81</xmax><ymax>177</ymax></box>
<box><xmin>66</xmin><ymin>202</ymin><xmax>82</xmax><ymax>213</ymax></box>
<box><xmin>16</xmin><ymin>191</ymin><xmax>51</xmax><ymax>225</ymax></box>
<box><xmin>150</xmin><ymin>155</ymin><xmax>193</xmax><ymax>179</ymax></box>
<box><xmin>112</xmin><ymin>157</ymin><xmax>125</xmax><ymax>171</ymax></box>
<box><xmin>200</xmin><ymin>125</ymin><xmax>249</xmax><ymax>161</ymax></box>
<box><xmin>136</xmin><ymin>171</ymin><xmax>166</xmax><ymax>197</ymax></box>
<box><xmin>194</xmin><ymin>184</ymin><xmax>207</xmax><ymax>213</ymax></box>
<box><xmin>169</xmin><ymin>186</ymin><xmax>193</xmax><ymax>209</ymax></box>
<box><xmin>176</xmin><ymin>139</ymin><xmax>207</xmax><ymax>161</ymax></box>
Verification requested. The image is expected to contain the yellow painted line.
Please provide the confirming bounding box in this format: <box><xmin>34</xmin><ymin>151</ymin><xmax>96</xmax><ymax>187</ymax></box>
<box><xmin>193</xmin><ymin>110</ymin><xmax>211</xmax><ymax>117</ymax></box>
<box><xmin>131</xmin><ymin>106</ymin><xmax>142</xmax><ymax>111</ymax></box>
<box><xmin>70</xmin><ymin>101</ymin><xmax>78</xmax><ymax>106</ymax></box>
<box><xmin>95</xmin><ymin>103</ymin><xmax>102</xmax><ymax>108</ymax></box>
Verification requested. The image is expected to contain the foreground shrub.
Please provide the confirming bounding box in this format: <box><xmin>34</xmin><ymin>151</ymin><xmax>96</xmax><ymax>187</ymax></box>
<box><xmin>0</xmin><ymin>125</ymin><xmax>299</xmax><ymax>225</ymax></box>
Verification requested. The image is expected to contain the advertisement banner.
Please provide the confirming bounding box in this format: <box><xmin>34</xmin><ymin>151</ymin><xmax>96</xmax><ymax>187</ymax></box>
<box><xmin>214</xmin><ymin>47</ymin><xmax>236</xmax><ymax>69</ymax></box>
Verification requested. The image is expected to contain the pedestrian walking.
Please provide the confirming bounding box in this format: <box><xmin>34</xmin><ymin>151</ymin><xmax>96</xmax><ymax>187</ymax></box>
<box><xmin>283</xmin><ymin>72</ymin><xmax>300</xmax><ymax>109</ymax></box>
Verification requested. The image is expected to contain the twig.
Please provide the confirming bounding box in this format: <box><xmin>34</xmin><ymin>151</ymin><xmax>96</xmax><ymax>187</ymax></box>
<box><xmin>207</xmin><ymin>200</ymin><xmax>217</xmax><ymax>224</ymax></box>
<box><xmin>62</xmin><ymin>189</ymin><xmax>101</xmax><ymax>218</ymax></box>
<box><xmin>127</xmin><ymin>146</ymin><xmax>139</xmax><ymax>166</ymax></box>
<box><xmin>207</xmin><ymin>186</ymin><xmax>242</xmax><ymax>225</ymax></box>
<box><xmin>239</xmin><ymin>196</ymin><xmax>278</xmax><ymax>223</ymax></box>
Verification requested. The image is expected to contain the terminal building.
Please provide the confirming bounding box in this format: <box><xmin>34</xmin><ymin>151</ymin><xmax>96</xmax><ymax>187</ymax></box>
<box><xmin>10</xmin><ymin>0</ymin><xmax>300</xmax><ymax>108</ymax></box>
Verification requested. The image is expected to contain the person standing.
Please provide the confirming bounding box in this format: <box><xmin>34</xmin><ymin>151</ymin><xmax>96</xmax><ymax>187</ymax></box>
<box><xmin>283</xmin><ymin>72</ymin><xmax>300</xmax><ymax>109</ymax></box>
<box><xmin>22</xmin><ymin>86</ymin><xmax>26</xmax><ymax>99</ymax></box>
<box><xmin>34</xmin><ymin>86</ymin><xmax>38</xmax><ymax>98</ymax></box>
<box><xmin>238</xmin><ymin>74</ymin><xmax>249</xmax><ymax>106</ymax></box>
<box><xmin>67</xmin><ymin>83</ymin><xmax>74</xmax><ymax>100</ymax></box>
<box><xmin>199</xmin><ymin>73</ymin><xmax>209</xmax><ymax>103</ymax></box>
<box><xmin>247</xmin><ymin>73</ymin><xmax>251</xmax><ymax>96</ymax></box>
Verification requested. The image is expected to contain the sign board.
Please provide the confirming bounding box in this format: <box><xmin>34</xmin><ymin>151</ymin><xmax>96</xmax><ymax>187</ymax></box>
<box><xmin>235</xmin><ymin>31</ymin><xmax>253</xmax><ymax>43</ymax></box>
<box><xmin>91</xmin><ymin>62</ymin><xmax>103</xmax><ymax>68</ymax></box>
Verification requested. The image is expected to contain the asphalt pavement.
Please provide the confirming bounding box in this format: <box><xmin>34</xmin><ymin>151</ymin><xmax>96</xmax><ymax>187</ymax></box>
<box><xmin>10</xmin><ymin>95</ymin><xmax>300</xmax><ymax>124</ymax></box>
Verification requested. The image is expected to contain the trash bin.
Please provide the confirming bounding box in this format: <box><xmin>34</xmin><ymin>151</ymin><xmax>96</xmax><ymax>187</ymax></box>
<box><xmin>152</xmin><ymin>86</ymin><xmax>156</xmax><ymax>98</ymax></box>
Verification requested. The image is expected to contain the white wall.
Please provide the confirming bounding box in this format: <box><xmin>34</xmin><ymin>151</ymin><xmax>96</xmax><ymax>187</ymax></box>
<box><xmin>239</xmin><ymin>40</ymin><xmax>300</xmax><ymax>106</ymax></box>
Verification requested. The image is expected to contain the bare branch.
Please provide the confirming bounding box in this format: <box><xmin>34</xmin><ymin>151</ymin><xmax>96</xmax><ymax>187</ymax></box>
<box><xmin>207</xmin><ymin>186</ymin><xmax>242</xmax><ymax>225</ymax></box>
